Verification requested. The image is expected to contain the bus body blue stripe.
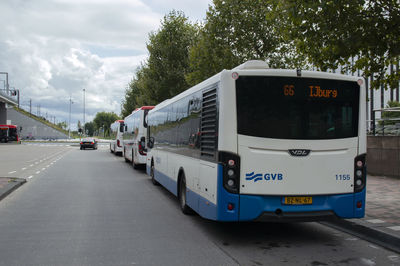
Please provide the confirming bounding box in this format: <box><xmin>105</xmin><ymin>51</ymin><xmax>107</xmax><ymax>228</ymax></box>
<box><xmin>239</xmin><ymin>189</ymin><xmax>366</xmax><ymax>221</ymax></box>
<box><xmin>154</xmin><ymin>169</ymin><xmax>177</xmax><ymax>196</ymax></box>
<box><xmin>152</xmin><ymin>166</ymin><xmax>365</xmax><ymax>221</ymax></box>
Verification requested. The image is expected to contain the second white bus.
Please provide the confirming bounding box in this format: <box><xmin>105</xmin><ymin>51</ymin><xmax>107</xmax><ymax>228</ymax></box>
<box><xmin>123</xmin><ymin>106</ymin><xmax>154</xmax><ymax>169</ymax></box>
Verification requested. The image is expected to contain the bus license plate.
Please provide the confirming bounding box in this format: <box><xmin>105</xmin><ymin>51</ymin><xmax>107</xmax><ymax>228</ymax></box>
<box><xmin>284</xmin><ymin>196</ymin><xmax>312</xmax><ymax>205</ymax></box>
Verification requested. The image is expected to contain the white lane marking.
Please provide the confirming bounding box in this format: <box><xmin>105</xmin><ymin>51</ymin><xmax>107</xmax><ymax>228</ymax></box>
<box><xmin>36</xmin><ymin>171</ymin><xmax>40</xmax><ymax>174</ymax></box>
<box><xmin>8</xmin><ymin>171</ymin><xmax>16</xmax><ymax>174</ymax></box>
<box><xmin>46</xmin><ymin>165</ymin><xmax>50</xmax><ymax>167</ymax></box>
<box><xmin>41</xmin><ymin>168</ymin><xmax>46</xmax><ymax>171</ymax></box>
<box><xmin>366</xmin><ymin>219</ymin><xmax>385</xmax><ymax>224</ymax></box>
<box><xmin>22</xmin><ymin>167</ymin><xmax>27</xmax><ymax>171</ymax></box>
<box><xmin>27</xmin><ymin>176</ymin><xmax>33</xmax><ymax>179</ymax></box>
<box><xmin>387</xmin><ymin>226</ymin><xmax>400</xmax><ymax>231</ymax></box>
<box><xmin>35</xmin><ymin>162</ymin><xmax>39</xmax><ymax>164</ymax></box>
<box><xmin>30</xmin><ymin>164</ymin><xmax>34</xmax><ymax>167</ymax></box>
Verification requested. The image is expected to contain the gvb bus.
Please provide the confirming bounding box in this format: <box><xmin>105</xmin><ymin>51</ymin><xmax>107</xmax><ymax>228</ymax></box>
<box><xmin>123</xmin><ymin>106</ymin><xmax>154</xmax><ymax>169</ymax></box>
<box><xmin>110</xmin><ymin>120</ymin><xmax>125</xmax><ymax>155</ymax></box>
<box><xmin>146</xmin><ymin>60</ymin><xmax>367</xmax><ymax>222</ymax></box>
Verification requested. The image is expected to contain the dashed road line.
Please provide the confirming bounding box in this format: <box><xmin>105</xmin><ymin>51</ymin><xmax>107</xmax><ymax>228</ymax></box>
<box><xmin>36</xmin><ymin>171</ymin><xmax>40</xmax><ymax>174</ymax></box>
<box><xmin>8</xmin><ymin>171</ymin><xmax>16</xmax><ymax>174</ymax></box>
<box><xmin>27</xmin><ymin>176</ymin><xmax>33</xmax><ymax>179</ymax></box>
<box><xmin>22</xmin><ymin>167</ymin><xmax>26</xmax><ymax>170</ymax></box>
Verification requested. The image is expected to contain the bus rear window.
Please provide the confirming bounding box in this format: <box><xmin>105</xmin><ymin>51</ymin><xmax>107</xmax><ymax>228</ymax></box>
<box><xmin>236</xmin><ymin>76</ymin><xmax>360</xmax><ymax>140</ymax></box>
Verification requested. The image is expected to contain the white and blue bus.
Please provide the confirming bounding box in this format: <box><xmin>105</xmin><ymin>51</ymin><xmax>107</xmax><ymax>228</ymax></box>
<box><xmin>146</xmin><ymin>60</ymin><xmax>367</xmax><ymax>222</ymax></box>
<box><xmin>110</xmin><ymin>120</ymin><xmax>124</xmax><ymax>155</ymax></box>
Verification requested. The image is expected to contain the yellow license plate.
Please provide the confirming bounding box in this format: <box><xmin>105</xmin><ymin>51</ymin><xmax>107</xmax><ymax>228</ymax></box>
<box><xmin>284</xmin><ymin>196</ymin><xmax>313</xmax><ymax>205</ymax></box>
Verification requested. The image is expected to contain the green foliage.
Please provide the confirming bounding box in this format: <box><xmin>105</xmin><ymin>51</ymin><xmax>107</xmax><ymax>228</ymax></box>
<box><xmin>282</xmin><ymin>0</ymin><xmax>400</xmax><ymax>89</ymax></box>
<box><xmin>121</xmin><ymin>10</ymin><xmax>197</xmax><ymax>116</ymax></box>
<box><xmin>93</xmin><ymin>112</ymin><xmax>120</xmax><ymax>137</ymax></box>
<box><xmin>186</xmin><ymin>0</ymin><xmax>308</xmax><ymax>86</ymax></box>
<box><xmin>381</xmin><ymin>101</ymin><xmax>400</xmax><ymax>125</ymax></box>
<box><xmin>57</xmin><ymin>121</ymin><xmax>67</xmax><ymax>130</ymax></box>
<box><xmin>84</xmin><ymin>121</ymin><xmax>95</xmax><ymax>136</ymax></box>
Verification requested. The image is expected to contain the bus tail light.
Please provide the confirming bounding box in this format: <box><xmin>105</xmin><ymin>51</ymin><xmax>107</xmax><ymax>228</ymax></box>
<box><xmin>219</xmin><ymin>151</ymin><xmax>240</xmax><ymax>194</ymax></box>
<box><xmin>117</xmin><ymin>139</ymin><xmax>121</xmax><ymax>147</ymax></box>
<box><xmin>138</xmin><ymin>137</ymin><xmax>146</xmax><ymax>155</ymax></box>
<box><xmin>354</xmin><ymin>154</ymin><xmax>366</xmax><ymax>193</ymax></box>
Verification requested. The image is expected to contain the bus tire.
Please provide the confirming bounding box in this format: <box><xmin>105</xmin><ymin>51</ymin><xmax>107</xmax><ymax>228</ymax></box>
<box><xmin>151</xmin><ymin>161</ymin><xmax>159</xmax><ymax>186</ymax></box>
<box><xmin>179</xmin><ymin>173</ymin><xmax>194</xmax><ymax>215</ymax></box>
<box><xmin>124</xmin><ymin>148</ymin><xmax>129</xmax><ymax>162</ymax></box>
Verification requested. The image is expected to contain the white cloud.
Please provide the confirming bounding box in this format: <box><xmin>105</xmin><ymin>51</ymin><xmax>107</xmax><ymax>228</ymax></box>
<box><xmin>0</xmin><ymin>0</ymin><xmax>211</xmax><ymax>128</ymax></box>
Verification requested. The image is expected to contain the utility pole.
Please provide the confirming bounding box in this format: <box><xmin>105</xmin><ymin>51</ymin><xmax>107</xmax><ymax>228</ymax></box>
<box><xmin>68</xmin><ymin>96</ymin><xmax>74</xmax><ymax>139</ymax></box>
<box><xmin>29</xmin><ymin>99</ymin><xmax>32</xmax><ymax>114</ymax></box>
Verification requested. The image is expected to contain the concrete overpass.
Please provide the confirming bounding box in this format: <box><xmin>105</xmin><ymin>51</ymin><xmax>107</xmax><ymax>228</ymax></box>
<box><xmin>0</xmin><ymin>89</ymin><xmax>18</xmax><ymax>124</ymax></box>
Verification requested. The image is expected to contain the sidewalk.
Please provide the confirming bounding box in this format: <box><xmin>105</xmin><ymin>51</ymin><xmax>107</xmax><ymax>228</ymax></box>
<box><xmin>325</xmin><ymin>174</ymin><xmax>400</xmax><ymax>253</ymax></box>
<box><xmin>0</xmin><ymin>177</ymin><xmax>26</xmax><ymax>201</ymax></box>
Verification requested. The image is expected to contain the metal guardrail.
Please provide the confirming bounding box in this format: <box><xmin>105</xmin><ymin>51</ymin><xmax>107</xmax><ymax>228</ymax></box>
<box><xmin>0</xmin><ymin>89</ymin><xmax>18</xmax><ymax>105</ymax></box>
<box><xmin>368</xmin><ymin>107</ymin><xmax>400</xmax><ymax>136</ymax></box>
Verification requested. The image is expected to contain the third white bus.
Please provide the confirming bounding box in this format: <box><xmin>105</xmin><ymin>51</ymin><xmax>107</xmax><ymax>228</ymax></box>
<box><xmin>110</xmin><ymin>120</ymin><xmax>124</xmax><ymax>155</ymax></box>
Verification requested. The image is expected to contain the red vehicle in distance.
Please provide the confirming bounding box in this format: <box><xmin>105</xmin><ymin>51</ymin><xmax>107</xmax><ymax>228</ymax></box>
<box><xmin>0</xmin><ymin>125</ymin><xmax>20</xmax><ymax>143</ymax></box>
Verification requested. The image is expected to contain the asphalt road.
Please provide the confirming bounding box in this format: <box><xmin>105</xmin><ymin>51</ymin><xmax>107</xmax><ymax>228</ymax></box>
<box><xmin>0</xmin><ymin>144</ymin><xmax>398</xmax><ymax>266</ymax></box>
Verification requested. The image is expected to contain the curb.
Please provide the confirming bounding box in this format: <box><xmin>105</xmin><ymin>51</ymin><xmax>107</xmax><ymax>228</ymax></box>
<box><xmin>0</xmin><ymin>178</ymin><xmax>26</xmax><ymax>202</ymax></box>
<box><xmin>321</xmin><ymin>219</ymin><xmax>400</xmax><ymax>254</ymax></box>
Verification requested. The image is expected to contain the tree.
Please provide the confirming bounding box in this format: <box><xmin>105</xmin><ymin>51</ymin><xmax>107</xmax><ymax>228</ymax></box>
<box><xmin>57</xmin><ymin>121</ymin><xmax>67</xmax><ymax>130</ymax></box>
<box><xmin>121</xmin><ymin>10</ymin><xmax>197</xmax><ymax>110</ymax></box>
<box><xmin>186</xmin><ymin>0</ymin><xmax>307</xmax><ymax>86</ymax></box>
<box><xmin>84</xmin><ymin>121</ymin><xmax>95</xmax><ymax>136</ymax></box>
<box><xmin>93</xmin><ymin>112</ymin><xmax>120</xmax><ymax>137</ymax></box>
<box><xmin>282</xmin><ymin>0</ymin><xmax>400</xmax><ymax>89</ymax></box>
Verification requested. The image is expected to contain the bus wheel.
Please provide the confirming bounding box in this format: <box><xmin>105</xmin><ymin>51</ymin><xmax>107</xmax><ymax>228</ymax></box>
<box><xmin>179</xmin><ymin>173</ymin><xmax>193</xmax><ymax>215</ymax></box>
<box><xmin>132</xmin><ymin>149</ymin><xmax>139</xmax><ymax>169</ymax></box>
<box><xmin>124</xmin><ymin>148</ymin><xmax>129</xmax><ymax>162</ymax></box>
<box><xmin>151</xmin><ymin>162</ymin><xmax>159</xmax><ymax>186</ymax></box>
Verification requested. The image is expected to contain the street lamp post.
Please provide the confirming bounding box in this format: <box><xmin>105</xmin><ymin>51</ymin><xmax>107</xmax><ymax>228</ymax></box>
<box><xmin>68</xmin><ymin>96</ymin><xmax>74</xmax><ymax>139</ymax></box>
<box><xmin>83</xmin><ymin>88</ymin><xmax>85</xmax><ymax>136</ymax></box>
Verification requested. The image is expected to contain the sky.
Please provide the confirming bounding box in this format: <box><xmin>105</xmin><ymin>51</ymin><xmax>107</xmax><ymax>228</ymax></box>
<box><xmin>0</xmin><ymin>0</ymin><xmax>211</xmax><ymax>130</ymax></box>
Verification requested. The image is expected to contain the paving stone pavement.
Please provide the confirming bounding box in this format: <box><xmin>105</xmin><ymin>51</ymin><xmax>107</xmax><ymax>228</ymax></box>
<box><xmin>364</xmin><ymin>175</ymin><xmax>400</xmax><ymax>227</ymax></box>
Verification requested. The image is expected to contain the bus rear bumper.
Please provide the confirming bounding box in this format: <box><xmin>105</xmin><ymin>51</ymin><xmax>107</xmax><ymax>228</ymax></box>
<box><xmin>239</xmin><ymin>190</ymin><xmax>366</xmax><ymax>222</ymax></box>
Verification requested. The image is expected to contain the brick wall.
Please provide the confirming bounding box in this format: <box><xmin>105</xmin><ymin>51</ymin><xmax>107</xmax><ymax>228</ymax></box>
<box><xmin>367</xmin><ymin>136</ymin><xmax>400</xmax><ymax>177</ymax></box>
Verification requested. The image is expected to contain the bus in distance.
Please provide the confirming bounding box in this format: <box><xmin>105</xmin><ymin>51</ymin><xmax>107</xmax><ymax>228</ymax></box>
<box><xmin>0</xmin><ymin>124</ymin><xmax>20</xmax><ymax>143</ymax></box>
<box><xmin>146</xmin><ymin>60</ymin><xmax>366</xmax><ymax>222</ymax></box>
<box><xmin>110</xmin><ymin>120</ymin><xmax>124</xmax><ymax>155</ymax></box>
<box><xmin>123</xmin><ymin>106</ymin><xmax>154</xmax><ymax>169</ymax></box>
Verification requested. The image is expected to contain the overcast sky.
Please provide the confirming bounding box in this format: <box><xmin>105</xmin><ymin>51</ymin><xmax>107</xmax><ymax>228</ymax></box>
<box><xmin>0</xmin><ymin>0</ymin><xmax>211</xmax><ymax>129</ymax></box>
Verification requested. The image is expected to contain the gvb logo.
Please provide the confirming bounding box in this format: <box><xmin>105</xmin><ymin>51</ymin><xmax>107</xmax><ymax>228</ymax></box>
<box><xmin>246</xmin><ymin>172</ymin><xmax>283</xmax><ymax>182</ymax></box>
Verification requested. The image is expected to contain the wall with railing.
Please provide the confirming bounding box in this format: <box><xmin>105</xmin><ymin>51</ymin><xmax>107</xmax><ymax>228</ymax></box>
<box><xmin>367</xmin><ymin>136</ymin><xmax>400</xmax><ymax>178</ymax></box>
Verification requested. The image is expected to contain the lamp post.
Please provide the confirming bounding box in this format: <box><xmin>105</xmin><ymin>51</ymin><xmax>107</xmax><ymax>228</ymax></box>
<box><xmin>68</xmin><ymin>96</ymin><xmax>74</xmax><ymax>139</ymax></box>
<box><xmin>83</xmin><ymin>88</ymin><xmax>85</xmax><ymax>136</ymax></box>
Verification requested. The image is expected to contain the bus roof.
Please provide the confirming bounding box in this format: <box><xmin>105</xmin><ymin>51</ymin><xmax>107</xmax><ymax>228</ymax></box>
<box><xmin>0</xmin><ymin>125</ymin><xmax>17</xmax><ymax>128</ymax></box>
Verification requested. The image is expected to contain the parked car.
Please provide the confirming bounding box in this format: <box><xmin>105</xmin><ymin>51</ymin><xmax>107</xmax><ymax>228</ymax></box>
<box><xmin>80</xmin><ymin>138</ymin><xmax>98</xmax><ymax>150</ymax></box>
